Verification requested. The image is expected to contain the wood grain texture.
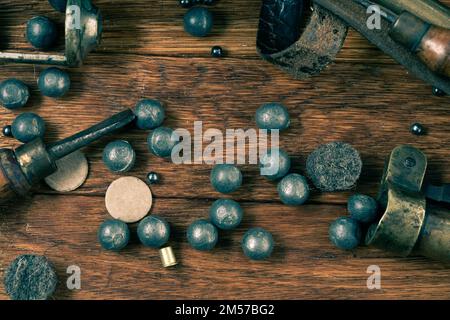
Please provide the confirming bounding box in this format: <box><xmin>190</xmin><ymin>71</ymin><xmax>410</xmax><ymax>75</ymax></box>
<box><xmin>0</xmin><ymin>0</ymin><xmax>450</xmax><ymax>300</ymax></box>
<box><xmin>1</xmin><ymin>196</ymin><xmax>449</xmax><ymax>300</ymax></box>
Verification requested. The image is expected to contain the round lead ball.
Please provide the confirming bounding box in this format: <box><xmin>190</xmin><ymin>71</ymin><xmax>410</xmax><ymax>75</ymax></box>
<box><xmin>209</xmin><ymin>199</ymin><xmax>243</xmax><ymax>230</ymax></box>
<box><xmin>102</xmin><ymin>140</ymin><xmax>136</xmax><ymax>173</ymax></box>
<box><xmin>26</xmin><ymin>16</ymin><xmax>58</xmax><ymax>50</ymax></box>
<box><xmin>210</xmin><ymin>164</ymin><xmax>243</xmax><ymax>194</ymax></box>
<box><xmin>4</xmin><ymin>255</ymin><xmax>58</xmax><ymax>300</ymax></box>
<box><xmin>98</xmin><ymin>219</ymin><xmax>130</xmax><ymax>251</ymax></box>
<box><xmin>11</xmin><ymin>112</ymin><xmax>46</xmax><ymax>143</ymax></box>
<box><xmin>183</xmin><ymin>7</ymin><xmax>214</xmax><ymax>37</ymax></box>
<box><xmin>147</xmin><ymin>127</ymin><xmax>178</xmax><ymax>158</ymax></box>
<box><xmin>0</xmin><ymin>79</ymin><xmax>30</xmax><ymax>110</ymax></box>
<box><xmin>329</xmin><ymin>217</ymin><xmax>361</xmax><ymax>250</ymax></box>
<box><xmin>137</xmin><ymin>215</ymin><xmax>171</xmax><ymax>248</ymax></box>
<box><xmin>38</xmin><ymin>67</ymin><xmax>71</xmax><ymax>98</ymax></box>
<box><xmin>187</xmin><ymin>219</ymin><xmax>219</xmax><ymax>251</ymax></box>
<box><xmin>347</xmin><ymin>194</ymin><xmax>378</xmax><ymax>224</ymax></box>
<box><xmin>255</xmin><ymin>103</ymin><xmax>290</xmax><ymax>131</ymax></box>
<box><xmin>277</xmin><ymin>173</ymin><xmax>310</xmax><ymax>206</ymax></box>
<box><xmin>259</xmin><ymin>148</ymin><xmax>291</xmax><ymax>180</ymax></box>
<box><xmin>134</xmin><ymin>99</ymin><xmax>165</xmax><ymax>130</ymax></box>
<box><xmin>242</xmin><ymin>228</ymin><xmax>274</xmax><ymax>260</ymax></box>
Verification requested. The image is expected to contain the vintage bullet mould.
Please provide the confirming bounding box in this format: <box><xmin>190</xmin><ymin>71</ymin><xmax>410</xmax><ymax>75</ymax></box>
<box><xmin>366</xmin><ymin>145</ymin><xmax>450</xmax><ymax>264</ymax></box>
<box><xmin>0</xmin><ymin>0</ymin><xmax>102</xmax><ymax>67</ymax></box>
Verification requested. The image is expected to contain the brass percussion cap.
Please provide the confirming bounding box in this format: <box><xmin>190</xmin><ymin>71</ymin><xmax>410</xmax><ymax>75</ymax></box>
<box><xmin>159</xmin><ymin>246</ymin><xmax>178</xmax><ymax>268</ymax></box>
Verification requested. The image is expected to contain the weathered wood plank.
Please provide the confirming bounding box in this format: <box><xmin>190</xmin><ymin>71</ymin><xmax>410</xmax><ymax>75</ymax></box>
<box><xmin>0</xmin><ymin>195</ymin><xmax>449</xmax><ymax>299</ymax></box>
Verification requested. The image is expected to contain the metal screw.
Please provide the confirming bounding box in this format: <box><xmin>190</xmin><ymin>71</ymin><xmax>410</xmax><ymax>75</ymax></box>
<box><xmin>404</xmin><ymin>157</ymin><xmax>416</xmax><ymax>168</ymax></box>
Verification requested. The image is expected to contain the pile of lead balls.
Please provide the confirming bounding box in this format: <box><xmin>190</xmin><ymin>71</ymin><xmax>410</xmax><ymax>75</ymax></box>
<box><xmin>183</xmin><ymin>102</ymin><xmax>298</xmax><ymax>261</ymax></box>
<box><xmin>0</xmin><ymin>2</ymin><xmax>74</xmax><ymax>142</ymax></box>
<box><xmin>0</xmin><ymin>67</ymin><xmax>71</xmax><ymax>141</ymax></box>
<box><xmin>98</xmin><ymin>99</ymin><xmax>178</xmax><ymax>267</ymax></box>
<box><xmin>329</xmin><ymin>194</ymin><xmax>379</xmax><ymax>250</ymax></box>
<box><xmin>95</xmin><ymin>99</ymin><xmax>374</xmax><ymax>263</ymax></box>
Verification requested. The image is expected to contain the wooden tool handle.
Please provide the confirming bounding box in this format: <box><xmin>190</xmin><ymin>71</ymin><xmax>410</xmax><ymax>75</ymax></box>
<box><xmin>416</xmin><ymin>26</ymin><xmax>450</xmax><ymax>78</ymax></box>
<box><xmin>0</xmin><ymin>165</ymin><xmax>16</xmax><ymax>203</ymax></box>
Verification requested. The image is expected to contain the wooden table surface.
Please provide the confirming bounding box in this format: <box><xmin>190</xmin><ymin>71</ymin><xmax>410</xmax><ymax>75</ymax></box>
<box><xmin>0</xmin><ymin>0</ymin><xmax>449</xmax><ymax>300</ymax></box>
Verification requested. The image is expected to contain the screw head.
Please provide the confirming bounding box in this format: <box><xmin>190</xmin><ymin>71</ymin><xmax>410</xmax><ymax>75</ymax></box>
<box><xmin>26</xmin><ymin>16</ymin><xmax>58</xmax><ymax>50</ymax></box>
<box><xmin>404</xmin><ymin>157</ymin><xmax>416</xmax><ymax>168</ymax></box>
<box><xmin>183</xmin><ymin>7</ymin><xmax>214</xmax><ymax>37</ymax></box>
<box><xmin>11</xmin><ymin>112</ymin><xmax>46</xmax><ymax>143</ymax></box>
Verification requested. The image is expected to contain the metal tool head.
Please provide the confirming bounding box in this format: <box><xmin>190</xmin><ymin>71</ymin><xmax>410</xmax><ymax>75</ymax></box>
<box><xmin>65</xmin><ymin>0</ymin><xmax>102</xmax><ymax>67</ymax></box>
<box><xmin>257</xmin><ymin>1</ymin><xmax>348</xmax><ymax>80</ymax></box>
<box><xmin>366</xmin><ymin>145</ymin><xmax>427</xmax><ymax>256</ymax></box>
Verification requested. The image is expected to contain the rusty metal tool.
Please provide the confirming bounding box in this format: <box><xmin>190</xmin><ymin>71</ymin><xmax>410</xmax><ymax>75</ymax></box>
<box><xmin>0</xmin><ymin>109</ymin><xmax>135</xmax><ymax>203</ymax></box>
<box><xmin>366</xmin><ymin>145</ymin><xmax>450</xmax><ymax>264</ymax></box>
<box><xmin>0</xmin><ymin>0</ymin><xmax>102</xmax><ymax>67</ymax></box>
<box><xmin>257</xmin><ymin>0</ymin><xmax>348</xmax><ymax>79</ymax></box>
<box><xmin>355</xmin><ymin>0</ymin><xmax>450</xmax><ymax>78</ymax></box>
<box><xmin>313</xmin><ymin>0</ymin><xmax>450</xmax><ymax>94</ymax></box>
<box><xmin>375</xmin><ymin>0</ymin><xmax>450</xmax><ymax>29</ymax></box>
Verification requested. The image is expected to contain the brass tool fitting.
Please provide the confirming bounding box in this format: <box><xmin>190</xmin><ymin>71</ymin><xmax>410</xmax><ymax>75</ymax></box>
<box><xmin>366</xmin><ymin>145</ymin><xmax>450</xmax><ymax>264</ymax></box>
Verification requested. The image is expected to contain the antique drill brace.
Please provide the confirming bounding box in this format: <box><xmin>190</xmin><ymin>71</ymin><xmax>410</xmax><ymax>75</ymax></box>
<box><xmin>257</xmin><ymin>0</ymin><xmax>450</xmax><ymax>94</ymax></box>
<box><xmin>366</xmin><ymin>145</ymin><xmax>450</xmax><ymax>264</ymax></box>
<box><xmin>256</xmin><ymin>0</ymin><xmax>348</xmax><ymax>79</ymax></box>
<box><xmin>0</xmin><ymin>0</ymin><xmax>102</xmax><ymax>67</ymax></box>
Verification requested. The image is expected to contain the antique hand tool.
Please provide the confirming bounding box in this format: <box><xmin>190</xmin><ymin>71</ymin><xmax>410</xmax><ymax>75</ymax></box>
<box><xmin>375</xmin><ymin>0</ymin><xmax>450</xmax><ymax>29</ymax></box>
<box><xmin>313</xmin><ymin>0</ymin><xmax>450</xmax><ymax>94</ymax></box>
<box><xmin>0</xmin><ymin>0</ymin><xmax>102</xmax><ymax>67</ymax></box>
<box><xmin>257</xmin><ymin>0</ymin><xmax>348</xmax><ymax>79</ymax></box>
<box><xmin>0</xmin><ymin>109</ymin><xmax>135</xmax><ymax>203</ymax></box>
<box><xmin>354</xmin><ymin>0</ymin><xmax>450</xmax><ymax>78</ymax></box>
<box><xmin>366</xmin><ymin>145</ymin><xmax>450</xmax><ymax>264</ymax></box>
